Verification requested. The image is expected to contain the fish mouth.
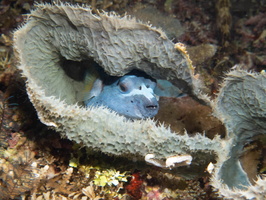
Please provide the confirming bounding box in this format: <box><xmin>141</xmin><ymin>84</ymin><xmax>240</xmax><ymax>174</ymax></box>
<box><xmin>119</xmin><ymin>95</ymin><xmax>159</xmax><ymax>119</ymax></box>
<box><xmin>139</xmin><ymin>97</ymin><xmax>159</xmax><ymax>118</ymax></box>
<box><xmin>124</xmin><ymin>99</ymin><xmax>159</xmax><ymax>119</ymax></box>
<box><xmin>146</xmin><ymin>104</ymin><xmax>158</xmax><ymax>110</ymax></box>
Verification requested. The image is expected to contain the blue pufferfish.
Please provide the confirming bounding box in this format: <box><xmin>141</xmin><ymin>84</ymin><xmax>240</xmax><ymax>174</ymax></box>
<box><xmin>84</xmin><ymin>70</ymin><xmax>159</xmax><ymax>119</ymax></box>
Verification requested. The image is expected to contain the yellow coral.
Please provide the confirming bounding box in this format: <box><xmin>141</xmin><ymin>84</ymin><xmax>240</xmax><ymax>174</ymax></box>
<box><xmin>93</xmin><ymin>169</ymin><xmax>129</xmax><ymax>187</ymax></box>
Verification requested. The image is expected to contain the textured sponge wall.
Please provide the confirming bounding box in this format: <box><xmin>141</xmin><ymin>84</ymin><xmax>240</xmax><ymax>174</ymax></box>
<box><xmin>14</xmin><ymin>3</ymin><xmax>218</xmax><ymax>176</ymax></box>
<box><xmin>15</xmin><ymin>4</ymin><xmax>199</xmax><ymax>105</ymax></box>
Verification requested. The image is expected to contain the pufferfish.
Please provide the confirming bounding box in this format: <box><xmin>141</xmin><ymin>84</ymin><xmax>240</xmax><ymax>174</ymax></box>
<box><xmin>84</xmin><ymin>69</ymin><xmax>159</xmax><ymax>119</ymax></box>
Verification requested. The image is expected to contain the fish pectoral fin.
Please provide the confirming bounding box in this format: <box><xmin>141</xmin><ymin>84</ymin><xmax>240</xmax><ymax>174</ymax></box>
<box><xmin>89</xmin><ymin>78</ymin><xmax>104</xmax><ymax>97</ymax></box>
<box><xmin>84</xmin><ymin>78</ymin><xmax>104</xmax><ymax>105</ymax></box>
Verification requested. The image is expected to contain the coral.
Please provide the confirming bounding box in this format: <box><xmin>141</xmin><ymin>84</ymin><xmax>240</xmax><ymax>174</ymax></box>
<box><xmin>68</xmin><ymin>167</ymin><xmax>129</xmax><ymax>199</ymax></box>
<box><xmin>0</xmin><ymin>90</ymin><xmax>21</xmax><ymax>151</ymax></box>
<box><xmin>126</xmin><ymin>172</ymin><xmax>143</xmax><ymax>199</ymax></box>
<box><xmin>167</xmin><ymin>0</ymin><xmax>216</xmax><ymax>45</ymax></box>
<box><xmin>0</xmin><ymin>51</ymin><xmax>11</xmax><ymax>70</ymax></box>
<box><xmin>211</xmin><ymin>69</ymin><xmax>266</xmax><ymax>198</ymax></box>
<box><xmin>0</xmin><ymin>135</ymin><xmax>49</xmax><ymax>199</ymax></box>
<box><xmin>229</xmin><ymin>9</ymin><xmax>266</xmax><ymax>72</ymax></box>
<box><xmin>140</xmin><ymin>175</ymin><xmax>222</xmax><ymax>200</ymax></box>
<box><xmin>0</xmin><ymin>0</ymin><xmax>33</xmax><ymax>34</ymax></box>
<box><xmin>12</xmin><ymin>3</ymin><xmax>266</xmax><ymax>199</ymax></box>
<box><xmin>79</xmin><ymin>183</ymin><xmax>102</xmax><ymax>200</ymax></box>
<box><xmin>93</xmin><ymin>169</ymin><xmax>129</xmax><ymax>187</ymax></box>
<box><xmin>245</xmin><ymin>12</ymin><xmax>266</xmax><ymax>33</ymax></box>
<box><xmin>0</xmin><ymin>34</ymin><xmax>14</xmax><ymax>72</ymax></box>
<box><xmin>146</xmin><ymin>186</ymin><xmax>163</xmax><ymax>200</ymax></box>
<box><xmin>216</xmin><ymin>0</ymin><xmax>232</xmax><ymax>45</ymax></box>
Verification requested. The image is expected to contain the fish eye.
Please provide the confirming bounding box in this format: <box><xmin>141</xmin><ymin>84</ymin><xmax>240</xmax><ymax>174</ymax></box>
<box><xmin>146</xmin><ymin>84</ymin><xmax>150</xmax><ymax>88</ymax></box>
<box><xmin>139</xmin><ymin>86</ymin><xmax>142</xmax><ymax>90</ymax></box>
<box><xmin>119</xmin><ymin>83</ymin><xmax>128</xmax><ymax>92</ymax></box>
